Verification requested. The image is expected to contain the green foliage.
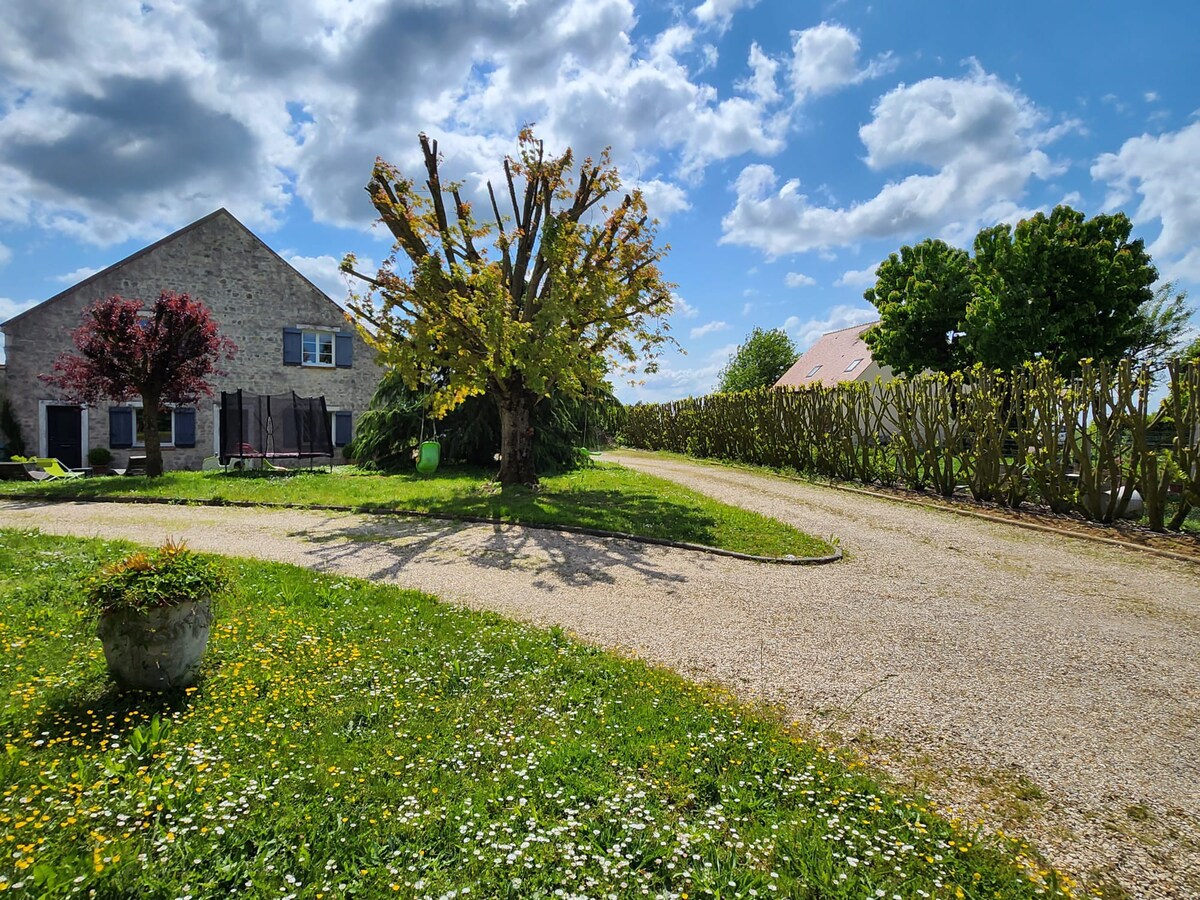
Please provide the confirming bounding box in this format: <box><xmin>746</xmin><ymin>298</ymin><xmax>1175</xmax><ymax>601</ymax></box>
<box><xmin>1128</xmin><ymin>281</ymin><xmax>1194</xmax><ymax>375</ymax></box>
<box><xmin>353</xmin><ymin>369</ymin><xmax>625</xmax><ymax>474</ymax></box>
<box><xmin>717</xmin><ymin>327</ymin><xmax>798</xmax><ymax>392</ymax></box>
<box><xmin>0</xmin><ymin>529</ymin><xmax>1073</xmax><ymax>898</ymax></box>
<box><xmin>344</xmin><ymin>130</ymin><xmax>673</xmax><ymax>484</ymax></box>
<box><xmin>0</xmin><ymin>397</ymin><xmax>25</xmax><ymax>459</ymax></box>
<box><xmin>623</xmin><ymin>359</ymin><xmax>1200</xmax><ymax>531</ymax></box>
<box><xmin>87</xmin><ymin>447</ymin><xmax>113</xmax><ymax>466</ymax></box>
<box><xmin>86</xmin><ymin>539</ymin><xmax>228</xmax><ymax>614</ymax></box>
<box><xmin>863</xmin><ymin>239</ymin><xmax>972</xmax><ymax>376</ymax></box>
<box><xmin>864</xmin><ymin>206</ymin><xmax>1158</xmax><ymax>375</ymax></box>
<box><xmin>967</xmin><ymin>207</ymin><xmax>1156</xmax><ymax>373</ymax></box>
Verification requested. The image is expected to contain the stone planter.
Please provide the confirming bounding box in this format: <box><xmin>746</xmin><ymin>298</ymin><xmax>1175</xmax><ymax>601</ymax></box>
<box><xmin>97</xmin><ymin>599</ymin><xmax>213</xmax><ymax>691</ymax></box>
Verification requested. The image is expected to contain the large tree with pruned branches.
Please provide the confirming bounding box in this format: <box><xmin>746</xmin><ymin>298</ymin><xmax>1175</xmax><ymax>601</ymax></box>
<box><xmin>342</xmin><ymin>130</ymin><xmax>674</xmax><ymax>485</ymax></box>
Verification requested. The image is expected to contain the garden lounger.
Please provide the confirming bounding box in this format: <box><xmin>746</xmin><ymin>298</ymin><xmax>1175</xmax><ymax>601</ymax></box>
<box><xmin>34</xmin><ymin>458</ymin><xmax>84</xmax><ymax>479</ymax></box>
<box><xmin>0</xmin><ymin>461</ymin><xmax>54</xmax><ymax>481</ymax></box>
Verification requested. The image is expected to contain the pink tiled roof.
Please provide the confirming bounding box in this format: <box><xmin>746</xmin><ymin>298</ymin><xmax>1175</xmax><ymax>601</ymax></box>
<box><xmin>774</xmin><ymin>321</ymin><xmax>879</xmax><ymax>388</ymax></box>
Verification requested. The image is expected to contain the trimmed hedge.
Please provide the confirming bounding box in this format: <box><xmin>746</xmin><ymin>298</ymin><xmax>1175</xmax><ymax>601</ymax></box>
<box><xmin>623</xmin><ymin>359</ymin><xmax>1200</xmax><ymax>532</ymax></box>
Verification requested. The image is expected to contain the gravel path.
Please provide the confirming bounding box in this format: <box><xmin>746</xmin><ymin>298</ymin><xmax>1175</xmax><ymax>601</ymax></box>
<box><xmin>2</xmin><ymin>454</ymin><xmax>1198</xmax><ymax>897</ymax></box>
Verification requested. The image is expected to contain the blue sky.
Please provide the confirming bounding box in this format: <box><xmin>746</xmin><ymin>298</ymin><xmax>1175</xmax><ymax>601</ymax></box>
<box><xmin>1</xmin><ymin>0</ymin><xmax>1197</xmax><ymax>401</ymax></box>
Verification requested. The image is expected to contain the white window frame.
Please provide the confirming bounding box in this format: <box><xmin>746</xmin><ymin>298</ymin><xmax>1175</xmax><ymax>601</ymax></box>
<box><xmin>121</xmin><ymin>401</ymin><xmax>176</xmax><ymax>449</ymax></box>
<box><xmin>806</xmin><ymin>364</ymin><xmax>823</xmax><ymax>378</ymax></box>
<box><xmin>844</xmin><ymin>358</ymin><xmax>863</xmax><ymax>373</ymax></box>
<box><xmin>301</xmin><ymin>330</ymin><xmax>335</xmax><ymax>367</ymax></box>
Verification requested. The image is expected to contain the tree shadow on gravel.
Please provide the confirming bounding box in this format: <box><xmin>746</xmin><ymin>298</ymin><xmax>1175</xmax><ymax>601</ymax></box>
<box><xmin>287</xmin><ymin>512</ymin><xmax>693</xmax><ymax>589</ymax></box>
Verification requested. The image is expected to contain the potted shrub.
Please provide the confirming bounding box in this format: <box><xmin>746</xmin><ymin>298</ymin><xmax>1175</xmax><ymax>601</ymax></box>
<box><xmin>89</xmin><ymin>540</ymin><xmax>226</xmax><ymax>691</ymax></box>
<box><xmin>87</xmin><ymin>446</ymin><xmax>114</xmax><ymax>474</ymax></box>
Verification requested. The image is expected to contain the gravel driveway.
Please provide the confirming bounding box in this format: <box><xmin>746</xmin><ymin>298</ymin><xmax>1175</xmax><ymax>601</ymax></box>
<box><xmin>2</xmin><ymin>453</ymin><xmax>1197</xmax><ymax>897</ymax></box>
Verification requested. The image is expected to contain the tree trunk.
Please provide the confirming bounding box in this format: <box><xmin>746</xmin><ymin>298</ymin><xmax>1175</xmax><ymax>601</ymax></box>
<box><xmin>142</xmin><ymin>392</ymin><xmax>164</xmax><ymax>478</ymax></box>
<box><xmin>496</xmin><ymin>386</ymin><xmax>538</xmax><ymax>486</ymax></box>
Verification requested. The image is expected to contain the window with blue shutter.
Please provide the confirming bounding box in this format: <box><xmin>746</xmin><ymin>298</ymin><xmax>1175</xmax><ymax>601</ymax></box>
<box><xmin>109</xmin><ymin>407</ymin><xmax>133</xmax><ymax>449</ymax></box>
<box><xmin>283</xmin><ymin>327</ymin><xmax>302</xmax><ymax>365</ymax></box>
<box><xmin>333</xmin><ymin>411</ymin><xmax>352</xmax><ymax>447</ymax></box>
<box><xmin>174</xmin><ymin>408</ymin><xmax>196</xmax><ymax>447</ymax></box>
<box><xmin>335</xmin><ymin>332</ymin><xmax>353</xmax><ymax>368</ymax></box>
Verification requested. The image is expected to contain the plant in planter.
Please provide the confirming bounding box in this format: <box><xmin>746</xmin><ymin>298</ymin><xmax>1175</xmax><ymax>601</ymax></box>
<box><xmin>87</xmin><ymin>446</ymin><xmax>114</xmax><ymax>474</ymax></box>
<box><xmin>88</xmin><ymin>540</ymin><xmax>226</xmax><ymax>691</ymax></box>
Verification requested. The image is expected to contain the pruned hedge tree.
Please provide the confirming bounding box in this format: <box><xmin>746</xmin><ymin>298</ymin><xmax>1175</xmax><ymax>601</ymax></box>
<box><xmin>343</xmin><ymin>130</ymin><xmax>673</xmax><ymax>485</ymax></box>
<box><xmin>623</xmin><ymin>359</ymin><xmax>1200</xmax><ymax>531</ymax></box>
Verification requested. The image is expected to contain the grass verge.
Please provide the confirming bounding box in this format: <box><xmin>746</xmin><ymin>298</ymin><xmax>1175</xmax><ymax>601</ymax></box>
<box><xmin>0</xmin><ymin>529</ymin><xmax>1071</xmax><ymax>898</ymax></box>
<box><xmin>0</xmin><ymin>462</ymin><xmax>833</xmax><ymax>559</ymax></box>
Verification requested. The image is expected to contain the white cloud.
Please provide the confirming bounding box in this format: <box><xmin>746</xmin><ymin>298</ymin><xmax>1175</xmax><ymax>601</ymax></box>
<box><xmin>1092</xmin><ymin>121</ymin><xmax>1200</xmax><ymax>282</ymax></box>
<box><xmin>636</xmin><ymin>178</ymin><xmax>692</xmax><ymax>222</ymax></box>
<box><xmin>0</xmin><ymin>243</ymin><xmax>10</xmax><ymax>267</ymax></box>
<box><xmin>0</xmin><ymin>0</ymin><xmax>783</xmax><ymax>245</ymax></box>
<box><xmin>741</xmin><ymin>301</ymin><xmax>753</xmax><ymax>315</ymax></box>
<box><xmin>835</xmin><ymin>265</ymin><xmax>878</xmax><ymax>288</ymax></box>
<box><xmin>285</xmin><ymin>253</ymin><xmax>357</xmax><ymax>304</ymax></box>
<box><xmin>789</xmin><ymin>22</ymin><xmax>892</xmax><ymax>101</ymax></box>
<box><xmin>783</xmin><ymin>304</ymin><xmax>876</xmax><ymax>351</ymax></box>
<box><xmin>615</xmin><ymin>342</ymin><xmax>736</xmax><ymax>403</ymax></box>
<box><xmin>672</xmin><ymin>296</ymin><xmax>700</xmax><ymax>319</ymax></box>
<box><xmin>690</xmin><ymin>319</ymin><xmax>729</xmax><ymax>339</ymax></box>
<box><xmin>1144</xmin><ymin>91</ymin><xmax>1159</xmax><ymax>103</ymax></box>
<box><xmin>0</xmin><ymin>296</ymin><xmax>39</xmax><ymax>322</ymax></box>
<box><xmin>53</xmin><ymin>265</ymin><xmax>101</xmax><ymax>284</ymax></box>
<box><xmin>784</xmin><ymin>271</ymin><xmax>816</xmax><ymax>287</ymax></box>
<box><xmin>722</xmin><ymin>65</ymin><xmax>1072</xmax><ymax>256</ymax></box>
<box><xmin>740</xmin><ymin>42</ymin><xmax>780</xmax><ymax>104</ymax></box>
<box><xmin>692</xmin><ymin>0</ymin><xmax>758</xmax><ymax>31</ymax></box>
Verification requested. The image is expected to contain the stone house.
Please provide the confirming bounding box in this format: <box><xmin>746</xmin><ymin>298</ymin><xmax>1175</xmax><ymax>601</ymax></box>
<box><xmin>0</xmin><ymin>208</ymin><xmax>382</xmax><ymax>471</ymax></box>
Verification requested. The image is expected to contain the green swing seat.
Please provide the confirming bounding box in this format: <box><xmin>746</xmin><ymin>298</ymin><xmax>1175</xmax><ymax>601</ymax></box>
<box><xmin>415</xmin><ymin>440</ymin><xmax>440</xmax><ymax>475</ymax></box>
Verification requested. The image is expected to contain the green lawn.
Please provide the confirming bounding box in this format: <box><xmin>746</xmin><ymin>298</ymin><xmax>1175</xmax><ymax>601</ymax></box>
<box><xmin>0</xmin><ymin>463</ymin><xmax>834</xmax><ymax>559</ymax></box>
<box><xmin>0</xmin><ymin>530</ymin><xmax>1072</xmax><ymax>899</ymax></box>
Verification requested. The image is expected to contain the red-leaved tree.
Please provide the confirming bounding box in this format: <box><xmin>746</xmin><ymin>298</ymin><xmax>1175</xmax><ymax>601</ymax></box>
<box><xmin>43</xmin><ymin>292</ymin><xmax>236</xmax><ymax>477</ymax></box>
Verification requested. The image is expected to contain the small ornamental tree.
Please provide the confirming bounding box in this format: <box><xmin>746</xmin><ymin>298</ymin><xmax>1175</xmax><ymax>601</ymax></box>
<box><xmin>717</xmin><ymin>328</ymin><xmax>798</xmax><ymax>392</ymax></box>
<box><xmin>43</xmin><ymin>292</ymin><xmax>236</xmax><ymax>477</ymax></box>
<box><xmin>343</xmin><ymin>130</ymin><xmax>673</xmax><ymax>485</ymax></box>
<box><xmin>863</xmin><ymin>239</ymin><xmax>972</xmax><ymax>376</ymax></box>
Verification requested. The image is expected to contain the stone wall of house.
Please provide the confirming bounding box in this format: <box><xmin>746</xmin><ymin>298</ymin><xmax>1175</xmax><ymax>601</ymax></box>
<box><xmin>1</xmin><ymin>210</ymin><xmax>382</xmax><ymax>471</ymax></box>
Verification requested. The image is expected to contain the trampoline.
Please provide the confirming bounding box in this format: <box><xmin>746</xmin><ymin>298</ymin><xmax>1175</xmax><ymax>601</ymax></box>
<box><xmin>219</xmin><ymin>390</ymin><xmax>333</xmax><ymax>467</ymax></box>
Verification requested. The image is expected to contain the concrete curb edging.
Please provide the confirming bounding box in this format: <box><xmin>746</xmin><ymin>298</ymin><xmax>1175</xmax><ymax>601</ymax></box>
<box><xmin>36</xmin><ymin>494</ymin><xmax>844</xmax><ymax>566</ymax></box>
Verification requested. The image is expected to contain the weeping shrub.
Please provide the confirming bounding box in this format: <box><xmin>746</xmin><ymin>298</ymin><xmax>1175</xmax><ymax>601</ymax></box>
<box><xmin>353</xmin><ymin>371</ymin><xmax>624</xmax><ymax>474</ymax></box>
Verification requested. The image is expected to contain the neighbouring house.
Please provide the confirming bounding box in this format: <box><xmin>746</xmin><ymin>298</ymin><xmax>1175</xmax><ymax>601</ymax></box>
<box><xmin>0</xmin><ymin>209</ymin><xmax>382</xmax><ymax>471</ymax></box>
<box><xmin>774</xmin><ymin>321</ymin><xmax>894</xmax><ymax>390</ymax></box>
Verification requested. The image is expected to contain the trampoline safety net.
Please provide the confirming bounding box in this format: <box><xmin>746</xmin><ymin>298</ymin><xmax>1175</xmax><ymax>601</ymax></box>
<box><xmin>219</xmin><ymin>390</ymin><xmax>333</xmax><ymax>464</ymax></box>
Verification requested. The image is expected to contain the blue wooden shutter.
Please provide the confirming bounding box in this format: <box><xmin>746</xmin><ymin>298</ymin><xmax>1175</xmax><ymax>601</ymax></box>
<box><xmin>174</xmin><ymin>408</ymin><xmax>196</xmax><ymax>447</ymax></box>
<box><xmin>109</xmin><ymin>407</ymin><xmax>133</xmax><ymax>449</ymax></box>
<box><xmin>335</xmin><ymin>331</ymin><xmax>353</xmax><ymax>368</ymax></box>
<box><xmin>333</xmin><ymin>411</ymin><xmax>352</xmax><ymax>447</ymax></box>
<box><xmin>283</xmin><ymin>328</ymin><xmax>302</xmax><ymax>365</ymax></box>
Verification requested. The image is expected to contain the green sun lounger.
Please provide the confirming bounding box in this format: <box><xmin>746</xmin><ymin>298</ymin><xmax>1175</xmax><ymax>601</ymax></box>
<box><xmin>34</xmin><ymin>458</ymin><xmax>85</xmax><ymax>479</ymax></box>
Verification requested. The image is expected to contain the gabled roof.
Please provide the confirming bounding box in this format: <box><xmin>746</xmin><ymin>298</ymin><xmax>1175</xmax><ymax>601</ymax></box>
<box><xmin>1</xmin><ymin>208</ymin><xmax>342</xmax><ymax>329</ymax></box>
<box><xmin>774</xmin><ymin>320</ymin><xmax>880</xmax><ymax>388</ymax></box>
